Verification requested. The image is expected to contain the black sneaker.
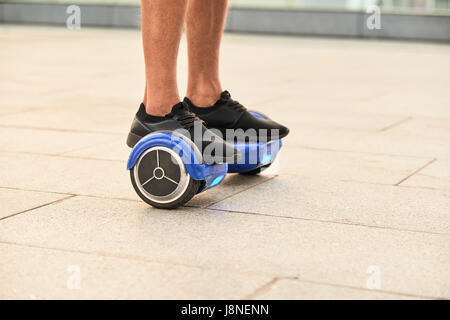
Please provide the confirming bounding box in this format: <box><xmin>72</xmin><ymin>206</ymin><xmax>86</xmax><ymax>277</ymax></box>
<box><xmin>184</xmin><ymin>91</ymin><xmax>289</xmax><ymax>142</ymax></box>
<box><xmin>127</xmin><ymin>102</ymin><xmax>240</xmax><ymax>164</ymax></box>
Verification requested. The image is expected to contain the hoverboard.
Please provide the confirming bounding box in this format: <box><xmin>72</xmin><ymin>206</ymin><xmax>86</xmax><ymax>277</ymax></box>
<box><xmin>127</xmin><ymin>111</ymin><xmax>282</xmax><ymax>209</ymax></box>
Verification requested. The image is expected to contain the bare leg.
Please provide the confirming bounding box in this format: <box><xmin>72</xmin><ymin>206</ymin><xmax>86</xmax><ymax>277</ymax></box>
<box><xmin>141</xmin><ymin>0</ymin><xmax>187</xmax><ymax>116</ymax></box>
<box><xmin>185</xmin><ymin>0</ymin><xmax>228</xmax><ymax>107</ymax></box>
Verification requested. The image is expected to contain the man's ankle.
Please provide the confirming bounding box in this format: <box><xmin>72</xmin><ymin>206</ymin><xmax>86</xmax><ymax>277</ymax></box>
<box><xmin>186</xmin><ymin>82</ymin><xmax>222</xmax><ymax>107</ymax></box>
<box><xmin>143</xmin><ymin>96</ymin><xmax>180</xmax><ymax>116</ymax></box>
<box><xmin>186</xmin><ymin>93</ymin><xmax>221</xmax><ymax>107</ymax></box>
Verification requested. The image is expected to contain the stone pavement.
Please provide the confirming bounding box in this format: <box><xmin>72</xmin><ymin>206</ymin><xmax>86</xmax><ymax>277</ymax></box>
<box><xmin>0</xmin><ymin>25</ymin><xmax>449</xmax><ymax>299</ymax></box>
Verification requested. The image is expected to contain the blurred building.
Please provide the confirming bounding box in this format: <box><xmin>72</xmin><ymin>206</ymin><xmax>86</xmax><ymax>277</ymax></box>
<box><xmin>232</xmin><ymin>0</ymin><xmax>449</xmax><ymax>11</ymax></box>
<box><xmin>0</xmin><ymin>0</ymin><xmax>449</xmax><ymax>41</ymax></box>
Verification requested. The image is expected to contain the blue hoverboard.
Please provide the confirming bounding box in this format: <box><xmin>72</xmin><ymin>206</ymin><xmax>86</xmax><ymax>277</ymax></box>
<box><xmin>127</xmin><ymin>111</ymin><xmax>282</xmax><ymax>209</ymax></box>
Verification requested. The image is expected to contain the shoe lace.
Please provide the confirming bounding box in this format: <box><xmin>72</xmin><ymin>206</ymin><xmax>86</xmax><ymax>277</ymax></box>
<box><xmin>229</xmin><ymin>99</ymin><xmax>247</xmax><ymax>113</ymax></box>
<box><xmin>219</xmin><ymin>91</ymin><xmax>246</xmax><ymax>113</ymax></box>
<box><xmin>171</xmin><ymin>104</ymin><xmax>203</xmax><ymax>129</ymax></box>
<box><xmin>176</xmin><ymin>113</ymin><xmax>197</xmax><ymax>129</ymax></box>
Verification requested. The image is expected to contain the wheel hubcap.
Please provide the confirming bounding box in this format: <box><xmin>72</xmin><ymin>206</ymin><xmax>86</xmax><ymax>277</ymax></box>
<box><xmin>134</xmin><ymin>146</ymin><xmax>190</xmax><ymax>204</ymax></box>
<box><xmin>153</xmin><ymin>167</ymin><xmax>165</xmax><ymax>180</ymax></box>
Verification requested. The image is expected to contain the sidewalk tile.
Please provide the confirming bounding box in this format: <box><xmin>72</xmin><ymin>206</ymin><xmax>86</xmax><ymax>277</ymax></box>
<box><xmin>0</xmin><ymin>106</ymin><xmax>130</xmax><ymax>135</ymax></box>
<box><xmin>270</xmin><ymin>146</ymin><xmax>430</xmax><ymax>185</ymax></box>
<box><xmin>253</xmin><ymin>107</ymin><xmax>404</xmax><ymax>132</ymax></box>
<box><xmin>0</xmin><ymin>243</ymin><xmax>270</xmax><ymax>299</ymax></box>
<box><xmin>61</xmin><ymin>138</ymin><xmax>130</xmax><ymax>161</ymax></box>
<box><xmin>0</xmin><ymin>128</ymin><xmax>117</xmax><ymax>155</ymax></box>
<box><xmin>254</xmin><ymin>279</ymin><xmax>422</xmax><ymax>300</ymax></box>
<box><xmin>1</xmin><ymin>25</ymin><xmax>449</xmax><ymax>299</ymax></box>
<box><xmin>0</xmin><ymin>153</ymin><xmax>138</xmax><ymax>200</ymax></box>
<box><xmin>0</xmin><ymin>196</ymin><xmax>448</xmax><ymax>298</ymax></box>
<box><xmin>0</xmin><ymin>188</ymin><xmax>68</xmax><ymax>219</ymax></box>
<box><xmin>209</xmin><ymin>175</ymin><xmax>450</xmax><ymax>234</ymax></box>
<box><xmin>402</xmin><ymin>160</ymin><xmax>450</xmax><ymax>191</ymax></box>
<box><xmin>188</xmin><ymin>174</ymin><xmax>274</xmax><ymax>208</ymax></box>
<box><xmin>275</xmin><ymin>115</ymin><xmax>450</xmax><ymax>160</ymax></box>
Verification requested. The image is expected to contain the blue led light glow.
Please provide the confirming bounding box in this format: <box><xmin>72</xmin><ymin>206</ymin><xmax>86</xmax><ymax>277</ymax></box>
<box><xmin>262</xmin><ymin>153</ymin><xmax>272</xmax><ymax>164</ymax></box>
<box><xmin>210</xmin><ymin>175</ymin><xmax>225</xmax><ymax>188</ymax></box>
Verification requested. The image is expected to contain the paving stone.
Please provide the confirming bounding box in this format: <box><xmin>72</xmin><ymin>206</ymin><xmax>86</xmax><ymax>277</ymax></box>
<box><xmin>402</xmin><ymin>160</ymin><xmax>450</xmax><ymax>191</ymax></box>
<box><xmin>0</xmin><ymin>188</ymin><xmax>68</xmax><ymax>219</ymax></box>
<box><xmin>0</xmin><ymin>196</ymin><xmax>448</xmax><ymax>298</ymax></box>
<box><xmin>0</xmin><ymin>127</ymin><xmax>118</xmax><ymax>155</ymax></box>
<box><xmin>371</xmin><ymin>118</ymin><xmax>450</xmax><ymax>159</ymax></box>
<box><xmin>0</xmin><ymin>27</ymin><xmax>143</xmax><ymax>114</ymax></box>
<box><xmin>61</xmin><ymin>137</ymin><xmax>130</xmax><ymax>161</ymax></box>
<box><xmin>271</xmin><ymin>146</ymin><xmax>430</xmax><ymax>185</ymax></box>
<box><xmin>282</xmin><ymin>126</ymin><xmax>375</xmax><ymax>155</ymax></box>
<box><xmin>254</xmin><ymin>279</ymin><xmax>421</xmax><ymax>300</ymax></box>
<box><xmin>0</xmin><ymin>243</ymin><xmax>270</xmax><ymax>299</ymax></box>
<box><xmin>1</xmin><ymin>25</ymin><xmax>449</xmax><ymax>299</ymax></box>
<box><xmin>247</xmin><ymin>39</ymin><xmax>450</xmax><ymax>118</ymax></box>
<box><xmin>282</xmin><ymin>122</ymin><xmax>449</xmax><ymax>160</ymax></box>
<box><xmin>253</xmin><ymin>108</ymin><xmax>404</xmax><ymax>132</ymax></box>
<box><xmin>188</xmin><ymin>174</ymin><xmax>274</xmax><ymax>208</ymax></box>
<box><xmin>210</xmin><ymin>175</ymin><xmax>450</xmax><ymax>234</ymax></box>
<box><xmin>0</xmin><ymin>106</ymin><xmax>131</xmax><ymax>135</ymax></box>
<box><xmin>0</xmin><ymin>152</ymin><xmax>138</xmax><ymax>200</ymax></box>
